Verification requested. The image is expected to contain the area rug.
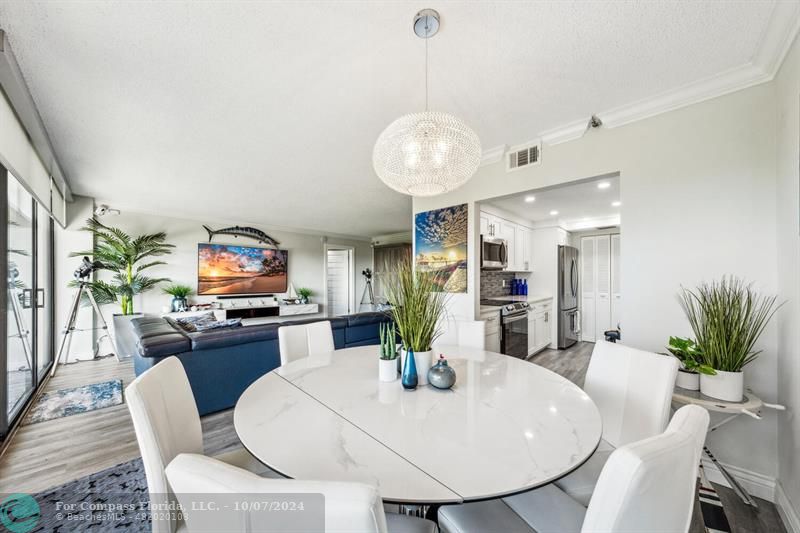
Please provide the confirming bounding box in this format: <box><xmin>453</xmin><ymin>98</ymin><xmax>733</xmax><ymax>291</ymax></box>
<box><xmin>30</xmin><ymin>458</ymin><xmax>149</xmax><ymax>532</ymax></box>
<box><xmin>24</xmin><ymin>380</ymin><xmax>124</xmax><ymax>425</ymax></box>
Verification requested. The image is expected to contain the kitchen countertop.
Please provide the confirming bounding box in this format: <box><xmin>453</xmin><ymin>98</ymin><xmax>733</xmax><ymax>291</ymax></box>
<box><xmin>482</xmin><ymin>294</ymin><xmax>553</xmax><ymax>305</ymax></box>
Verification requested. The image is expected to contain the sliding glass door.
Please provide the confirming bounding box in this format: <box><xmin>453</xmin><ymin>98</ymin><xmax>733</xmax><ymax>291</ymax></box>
<box><xmin>1</xmin><ymin>167</ymin><xmax>55</xmax><ymax>437</ymax></box>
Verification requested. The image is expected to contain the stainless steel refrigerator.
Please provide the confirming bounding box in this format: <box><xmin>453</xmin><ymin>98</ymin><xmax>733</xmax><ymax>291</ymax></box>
<box><xmin>557</xmin><ymin>245</ymin><xmax>579</xmax><ymax>349</ymax></box>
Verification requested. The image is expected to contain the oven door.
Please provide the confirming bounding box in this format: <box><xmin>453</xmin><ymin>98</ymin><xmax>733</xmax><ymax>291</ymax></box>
<box><xmin>501</xmin><ymin>312</ymin><xmax>528</xmax><ymax>359</ymax></box>
<box><xmin>481</xmin><ymin>236</ymin><xmax>508</xmax><ymax>270</ymax></box>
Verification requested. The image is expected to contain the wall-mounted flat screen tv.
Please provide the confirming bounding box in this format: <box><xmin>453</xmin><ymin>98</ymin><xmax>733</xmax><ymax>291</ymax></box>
<box><xmin>197</xmin><ymin>243</ymin><xmax>288</xmax><ymax>296</ymax></box>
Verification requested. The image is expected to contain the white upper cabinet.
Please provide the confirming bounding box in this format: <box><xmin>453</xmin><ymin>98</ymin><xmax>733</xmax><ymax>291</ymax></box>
<box><xmin>480</xmin><ymin>210</ymin><xmax>534</xmax><ymax>271</ymax></box>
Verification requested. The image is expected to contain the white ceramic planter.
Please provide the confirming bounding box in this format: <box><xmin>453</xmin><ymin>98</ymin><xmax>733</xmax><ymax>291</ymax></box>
<box><xmin>112</xmin><ymin>313</ymin><xmax>144</xmax><ymax>358</ymax></box>
<box><xmin>378</xmin><ymin>358</ymin><xmax>398</xmax><ymax>382</ymax></box>
<box><xmin>675</xmin><ymin>369</ymin><xmax>700</xmax><ymax>391</ymax></box>
<box><xmin>701</xmin><ymin>370</ymin><xmax>744</xmax><ymax>402</ymax></box>
<box><xmin>400</xmin><ymin>349</ymin><xmax>434</xmax><ymax>386</ymax></box>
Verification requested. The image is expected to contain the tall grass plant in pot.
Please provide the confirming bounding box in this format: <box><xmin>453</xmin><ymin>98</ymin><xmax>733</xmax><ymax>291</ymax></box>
<box><xmin>384</xmin><ymin>259</ymin><xmax>449</xmax><ymax>387</ymax></box>
<box><xmin>679</xmin><ymin>277</ymin><xmax>781</xmax><ymax>401</ymax></box>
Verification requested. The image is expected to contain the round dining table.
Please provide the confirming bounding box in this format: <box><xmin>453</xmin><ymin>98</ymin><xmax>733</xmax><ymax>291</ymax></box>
<box><xmin>234</xmin><ymin>345</ymin><xmax>602</xmax><ymax>505</ymax></box>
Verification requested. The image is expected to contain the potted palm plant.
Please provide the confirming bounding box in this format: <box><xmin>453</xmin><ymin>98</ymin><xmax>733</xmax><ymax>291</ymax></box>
<box><xmin>665</xmin><ymin>336</ymin><xmax>714</xmax><ymax>390</ymax></box>
<box><xmin>384</xmin><ymin>259</ymin><xmax>449</xmax><ymax>387</ymax></box>
<box><xmin>679</xmin><ymin>277</ymin><xmax>781</xmax><ymax>401</ymax></box>
<box><xmin>71</xmin><ymin>218</ymin><xmax>174</xmax><ymax>357</ymax></box>
<box><xmin>163</xmin><ymin>284</ymin><xmax>194</xmax><ymax>312</ymax></box>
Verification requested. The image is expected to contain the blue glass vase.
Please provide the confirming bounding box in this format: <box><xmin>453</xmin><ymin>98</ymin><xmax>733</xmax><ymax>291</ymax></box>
<box><xmin>401</xmin><ymin>349</ymin><xmax>418</xmax><ymax>390</ymax></box>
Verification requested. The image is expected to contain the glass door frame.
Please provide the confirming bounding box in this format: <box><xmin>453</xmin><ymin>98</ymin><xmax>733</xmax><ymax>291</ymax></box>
<box><xmin>0</xmin><ymin>163</ymin><xmax>55</xmax><ymax>437</ymax></box>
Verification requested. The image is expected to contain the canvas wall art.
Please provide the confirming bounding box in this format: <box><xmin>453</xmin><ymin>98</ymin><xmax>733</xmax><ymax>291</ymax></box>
<box><xmin>415</xmin><ymin>203</ymin><xmax>468</xmax><ymax>293</ymax></box>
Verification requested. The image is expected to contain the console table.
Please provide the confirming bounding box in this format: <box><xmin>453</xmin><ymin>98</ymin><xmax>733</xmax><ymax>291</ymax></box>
<box><xmin>163</xmin><ymin>303</ymin><xmax>320</xmax><ymax>324</ymax></box>
<box><xmin>672</xmin><ymin>387</ymin><xmax>785</xmax><ymax>506</ymax></box>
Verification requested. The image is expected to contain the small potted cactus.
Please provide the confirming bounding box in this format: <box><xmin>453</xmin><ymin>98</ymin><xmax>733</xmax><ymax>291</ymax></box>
<box><xmin>378</xmin><ymin>321</ymin><xmax>398</xmax><ymax>382</ymax></box>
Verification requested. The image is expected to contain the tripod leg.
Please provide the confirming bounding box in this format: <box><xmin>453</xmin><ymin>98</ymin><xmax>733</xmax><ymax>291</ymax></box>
<box><xmin>8</xmin><ymin>287</ymin><xmax>33</xmax><ymax>370</ymax></box>
<box><xmin>51</xmin><ymin>285</ymin><xmax>83</xmax><ymax>377</ymax></box>
<box><xmin>86</xmin><ymin>289</ymin><xmax>118</xmax><ymax>361</ymax></box>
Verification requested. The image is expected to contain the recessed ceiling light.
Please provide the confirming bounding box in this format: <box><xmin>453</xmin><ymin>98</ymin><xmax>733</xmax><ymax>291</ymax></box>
<box><xmin>597</xmin><ymin>182</ymin><xmax>611</xmax><ymax>189</ymax></box>
<box><xmin>524</xmin><ymin>195</ymin><xmax>536</xmax><ymax>203</ymax></box>
<box><xmin>612</xmin><ymin>201</ymin><xmax>621</xmax><ymax>207</ymax></box>
<box><xmin>549</xmin><ymin>210</ymin><xmax>559</xmax><ymax>216</ymax></box>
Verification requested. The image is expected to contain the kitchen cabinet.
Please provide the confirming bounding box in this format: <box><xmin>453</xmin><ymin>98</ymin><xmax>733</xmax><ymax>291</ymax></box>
<box><xmin>480</xmin><ymin>210</ymin><xmax>534</xmax><ymax>272</ymax></box>
<box><xmin>527</xmin><ymin>301</ymin><xmax>553</xmax><ymax>355</ymax></box>
<box><xmin>481</xmin><ymin>308</ymin><xmax>501</xmax><ymax>353</ymax></box>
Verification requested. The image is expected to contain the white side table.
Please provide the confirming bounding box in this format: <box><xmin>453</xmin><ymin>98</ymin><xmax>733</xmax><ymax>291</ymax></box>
<box><xmin>672</xmin><ymin>387</ymin><xmax>785</xmax><ymax>507</ymax></box>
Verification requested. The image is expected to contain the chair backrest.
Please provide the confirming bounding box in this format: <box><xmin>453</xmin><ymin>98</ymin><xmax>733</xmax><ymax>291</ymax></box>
<box><xmin>457</xmin><ymin>320</ymin><xmax>486</xmax><ymax>349</ymax></box>
<box><xmin>278</xmin><ymin>321</ymin><xmax>335</xmax><ymax>365</ymax></box>
<box><xmin>582</xmin><ymin>405</ymin><xmax>709</xmax><ymax>533</ymax></box>
<box><xmin>584</xmin><ymin>341</ymin><xmax>678</xmax><ymax>448</ymax></box>
<box><xmin>166</xmin><ymin>453</ymin><xmax>389</xmax><ymax>533</ymax></box>
<box><xmin>434</xmin><ymin>320</ymin><xmax>486</xmax><ymax>350</ymax></box>
<box><xmin>126</xmin><ymin>357</ymin><xmax>203</xmax><ymax>533</ymax></box>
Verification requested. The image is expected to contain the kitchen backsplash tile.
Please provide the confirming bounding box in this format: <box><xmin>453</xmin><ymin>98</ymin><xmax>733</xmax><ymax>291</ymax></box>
<box><xmin>481</xmin><ymin>270</ymin><xmax>521</xmax><ymax>297</ymax></box>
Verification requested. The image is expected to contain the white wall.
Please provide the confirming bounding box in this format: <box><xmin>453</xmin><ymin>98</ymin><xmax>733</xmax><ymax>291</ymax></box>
<box><xmin>415</xmin><ymin>82</ymin><xmax>780</xmax><ymax>481</ymax></box>
<box><xmin>54</xmin><ymin>196</ymin><xmax>96</xmax><ymax>362</ymax></box>
<box><xmin>775</xmin><ymin>33</ymin><xmax>800</xmax><ymax>526</ymax></box>
<box><xmin>55</xmin><ymin>205</ymin><xmax>373</xmax><ymax>359</ymax></box>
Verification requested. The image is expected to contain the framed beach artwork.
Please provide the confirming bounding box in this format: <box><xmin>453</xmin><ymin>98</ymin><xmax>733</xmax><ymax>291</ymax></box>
<box><xmin>415</xmin><ymin>203</ymin><xmax>468</xmax><ymax>293</ymax></box>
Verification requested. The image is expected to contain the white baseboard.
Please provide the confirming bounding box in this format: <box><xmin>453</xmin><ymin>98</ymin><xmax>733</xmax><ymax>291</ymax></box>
<box><xmin>700</xmin><ymin>458</ymin><xmax>776</xmax><ymax>502</ymax></box>
<box><xmin>776</xmin><ymin>481</ymin><xmax>800</xmax><ymax>533</ymax></box>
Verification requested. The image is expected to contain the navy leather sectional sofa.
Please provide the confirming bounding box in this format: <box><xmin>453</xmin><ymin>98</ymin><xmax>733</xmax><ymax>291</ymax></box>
<box><xmin>131</xmin><ymin>312</ymin><xmax>392</xmax><ymax>415</ymax></box>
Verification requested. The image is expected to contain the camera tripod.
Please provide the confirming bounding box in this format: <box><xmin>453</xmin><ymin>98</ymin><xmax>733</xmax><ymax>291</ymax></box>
<box><xmin>7</xmin><ymin>282</ymin><xmax>33</xmax><ymax>372</ymax></box>
<box><xmin>51</xmin><ymin>279</ymin><xmax>117</xmax><ymax>377</ymax></box>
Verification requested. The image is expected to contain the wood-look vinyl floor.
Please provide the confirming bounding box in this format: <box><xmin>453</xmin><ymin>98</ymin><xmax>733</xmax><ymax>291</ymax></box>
<box><xmin>0</xmin><ymin>345</ymin><xmax>787</xmax><ymax>532</ymax></box>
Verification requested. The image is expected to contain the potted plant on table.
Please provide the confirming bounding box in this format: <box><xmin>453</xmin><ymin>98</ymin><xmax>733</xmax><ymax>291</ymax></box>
<box><xmin>679</xmin><ymin>277</ymin><xmax>781</xmax><ymax>401</ymax></box>
<box><xmin>297</xmin><ymin>287</ymin><xmax>313</xmax><ymax>304</ymax></box>
<box><xmin>665</xmin><ymin>336</ymin><xmax>714</xmax><ymax>391</ymax></box>
<box><xmin>384</xmin><ymin>259</ymin><xmax>449</xmax><ymax>389</ymax></box>
<box><xmin>163</xmin><ymin>284</ymin><xmax>194</xmax><ymax>313</ymax></box>
<box><xmin>378</xmin><ymin>322</ymin><xmax>398</xmax><ymax>382</ymax></box>
<box><xmin>71</xmin><ymin>217</ymin><xmax>174</xmax><ymax>357</ymax></box>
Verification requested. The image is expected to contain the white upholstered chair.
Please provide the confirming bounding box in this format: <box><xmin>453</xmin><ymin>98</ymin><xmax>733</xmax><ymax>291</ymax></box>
<box><xmin>434</xmin><ymin>320</ymin><xmax>486</xmax><ymax>350</ymax></box>
<box><xmin>126</xmin><ymin>357</ymin><xmax>277</xmax><ymax>533</ymax></box>
<box><xmin>438</xmin><ymin>405</ymin><xmax>709</xmax><ymax>533</ymax></box>
<box><xmin>278</xmin><ymin>320</ymin><xmax>336</xmax><ymax>365</ymax></box>
<box><xmin>552</xmin><ymin>340</ymin><xmax>679</xmax><ymax>505</ymax></box>
<box><xmin>166</xmin><ymin>453</ymin><xmax>437</xmax><ymax>533</ymax></box>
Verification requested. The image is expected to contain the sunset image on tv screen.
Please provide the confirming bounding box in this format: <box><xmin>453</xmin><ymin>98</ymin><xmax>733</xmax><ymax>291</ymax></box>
<box><xmin>198</xmin><ymin>243</ymin><xmax>288</xmax><ymax>295</ymax></box>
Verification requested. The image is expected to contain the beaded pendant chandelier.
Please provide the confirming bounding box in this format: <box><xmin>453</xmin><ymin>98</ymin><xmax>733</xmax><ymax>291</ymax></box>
<box><xmin>373</xmin><ymin>9</ymin><xmax>481</xmax><ymax>197</ymax></box>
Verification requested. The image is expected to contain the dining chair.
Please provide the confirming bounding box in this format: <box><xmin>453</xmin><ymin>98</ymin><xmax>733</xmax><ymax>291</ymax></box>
<box><xmin>553</xmin><ymin>340</ymin><xmax>679</xmax><ymax>505</ymax></box>
<box><xmin>166</xmin><ymin>453</ymin><xmax>438</xmax><ymax>533</ymax></box>
<box><xmin>434</xmin><ymin>320</ymin><xmax>485</xmax><ymax>350</ymax></box>
<box><xmin>126</xmin><ymin>356</ymin><xmax>278</xmax><ymax>533</ymax></box>
<box><xmin>278</xmin><ymin>320</ymin><xmax>335</xmax><ymax>365</ymax></box>
<box><xmin>438</xmin><ymin>404</ymin><xmax>709</xmax><ymax>533</ymax></box>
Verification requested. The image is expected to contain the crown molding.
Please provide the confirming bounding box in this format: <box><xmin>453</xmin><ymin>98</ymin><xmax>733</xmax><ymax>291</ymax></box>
<box><xmin>480</xmin><ymin>144</ymin><xmax>506</xmax><ymax>166</ymax></box>
<box><xmin>498</xmin><ymin>2</ymin><xmax>800</xmax><ymax>148</ymax></box>
<box><xmin>540</xmin><ymin>117</ymin><xmax>591</xmax><ymax>146</ymax></box>
<box><xmin>599</xmin><ymin>1</ymin><xmax>799</xmax><ymax>129</ymax></box>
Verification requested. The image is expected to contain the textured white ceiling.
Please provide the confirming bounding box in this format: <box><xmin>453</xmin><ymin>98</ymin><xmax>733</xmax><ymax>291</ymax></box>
<box><xmin>487</xmin><ymin>176</ymin><xmax>621</xmax><ymax>226</ymax></box>
<box><xmin>0</xmin><ymin>1</ymin><xmax>780</xmax><ymax>237</ymax></box>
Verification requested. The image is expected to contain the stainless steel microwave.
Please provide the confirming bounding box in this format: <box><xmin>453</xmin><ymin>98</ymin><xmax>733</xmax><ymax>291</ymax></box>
<box><xmin>481</xmin><ymin>236</ymin><xmax>508</xmax><ymax>270</ymax></box>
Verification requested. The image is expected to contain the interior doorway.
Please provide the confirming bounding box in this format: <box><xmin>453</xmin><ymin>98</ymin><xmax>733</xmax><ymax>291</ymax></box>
<box><xmin>324</xmin><ymin>244</ymin><xmax>355</xmax><ymax>317</ymax></box>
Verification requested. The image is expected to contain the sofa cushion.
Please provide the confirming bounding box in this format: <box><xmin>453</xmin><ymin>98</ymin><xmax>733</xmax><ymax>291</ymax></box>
<box><xmin>138</xmin><ymin>332</ymin><xmax>191</xmax><ymax>358</ymax></box>
<box><xmin>279</xmin><ymin>317</ymin><xmax>347</xmax><ymax>330</ymax></box>
<box><xmin>131</xmin><ymin>315</ymin><xmax>171</xmax><ymax>333</ymax></box>
<box><xmin>189</xmin><ymin>323</ymin><xmax>281</xmax><ymax>351</ymax></box>
<box><xmin>135</xmin><ymin>321</ymin><xmax>184</xmax><ymax>338</ymax></box>
<box><xmin>342</xmin><ymin>312</ymin><xmax>391</xmax><ymax>346</ymax></box>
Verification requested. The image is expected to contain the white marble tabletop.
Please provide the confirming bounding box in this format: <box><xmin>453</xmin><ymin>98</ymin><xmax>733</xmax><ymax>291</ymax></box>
<box><xmin>234</xmin><ymin>345</ymin><xmax>602</xmax><ymax>504</ymax></box>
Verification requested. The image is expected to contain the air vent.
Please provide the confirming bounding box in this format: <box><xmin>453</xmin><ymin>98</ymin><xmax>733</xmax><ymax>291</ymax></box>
<box><xmin>506</xmin><ymin>141</ymin><xmax>542</xmax><ymax>172</ymax></box>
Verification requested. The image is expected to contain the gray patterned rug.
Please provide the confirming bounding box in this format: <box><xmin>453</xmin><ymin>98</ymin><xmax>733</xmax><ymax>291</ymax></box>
<box><xmin>25</xmin><ymin>380</ymin><xmax>124</xmax><ymax>425</ymax></box>
<box><xmin>30</xmin><ymin>458</ymin><xmax>149</xmax><ymax>531</ymax></box>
